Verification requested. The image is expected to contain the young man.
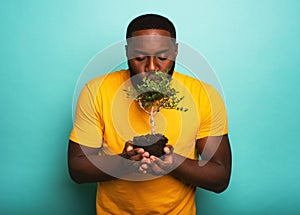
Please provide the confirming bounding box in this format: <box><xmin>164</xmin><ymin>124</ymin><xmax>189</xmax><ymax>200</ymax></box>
<box><xmin>68</xmin><ymin>14</ymin><xmax>232</xmax><ymax>214</ymax></box>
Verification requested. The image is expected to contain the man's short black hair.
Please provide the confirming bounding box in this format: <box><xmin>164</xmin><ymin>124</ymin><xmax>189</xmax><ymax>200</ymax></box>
<box><xmin>126</xmin><ymin>14</ymin><xmax>176</xmax><ymax>39</ymax></box>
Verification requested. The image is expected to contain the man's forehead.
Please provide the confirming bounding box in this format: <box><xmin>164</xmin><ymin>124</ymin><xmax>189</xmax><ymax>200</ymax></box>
<box><xmin>127</xmin><ymin>35</ymin><xmax>175</xmax><ymax>46</ymax></box>
<box><xmin>127</xmin><ymin>35</ymin><xmax>176</xmax><ymax>52</ymax></box>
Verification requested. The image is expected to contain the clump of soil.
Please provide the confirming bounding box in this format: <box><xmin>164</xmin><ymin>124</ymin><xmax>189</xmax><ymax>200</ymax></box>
<box><xmin>133</xmin><ymin>134</ymin><xmax>168</xmax><ymax>157</ymax></box>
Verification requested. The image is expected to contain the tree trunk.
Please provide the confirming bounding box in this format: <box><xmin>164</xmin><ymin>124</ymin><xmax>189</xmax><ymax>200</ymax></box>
<box><xmin>150</xmin><ymin>106</ymin><xmax>155</xmax><ymax>134</ymax></box>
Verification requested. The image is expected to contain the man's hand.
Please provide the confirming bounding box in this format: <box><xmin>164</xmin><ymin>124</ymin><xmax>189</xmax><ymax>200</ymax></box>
<box><xmin>140</xmin><ymin>145</ymin><xmax>174</xmax><ymax>175</ymax></box>
<box><xmin>120</xmin><ymin>141</ymin><xmax>150</xmax><ymax>173</ymax></box>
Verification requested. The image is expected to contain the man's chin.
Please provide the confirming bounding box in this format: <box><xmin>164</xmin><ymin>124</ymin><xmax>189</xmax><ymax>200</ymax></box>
<box><xmin>128</xmin><ymin>72</ymin><xmax>145</xmax><ymax>88</ymax></box>
<box><xmin>127</xmin><ymin>61</ymin><xmax>175</xmax><ymax>88</ymax></box>
<box><xmin>128</xmin><ymin>62</ymin><xmax>175</xmax><ymax>78</ymax></box>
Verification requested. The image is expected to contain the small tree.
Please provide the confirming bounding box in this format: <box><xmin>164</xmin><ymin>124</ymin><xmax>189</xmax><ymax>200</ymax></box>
<box><xmin>124</xmin><ymin>71</ymin><xmax>188</xmax><ymax>134</ymax></box>
<box><xmin>124</xmin><ymin>71</ymin><xmax>188</xmax><ymax>157</ymax></box>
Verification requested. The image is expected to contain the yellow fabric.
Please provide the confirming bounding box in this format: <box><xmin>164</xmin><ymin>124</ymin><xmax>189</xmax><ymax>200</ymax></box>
<box><xmin>70</xmin><ymin>70</ymin><xmax>228</xmax><ymax>214</ymax></box>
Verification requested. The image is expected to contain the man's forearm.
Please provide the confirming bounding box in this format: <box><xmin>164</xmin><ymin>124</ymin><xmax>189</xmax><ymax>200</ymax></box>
<box><xmin>170</xmin><ymin>155</ymin><xmax>231</xmax><ymax>193</ymax></box>
<box><xmin>68</xmin><ymin>153</ymin><xmax>134</xmax><ymax>183</ymax></box>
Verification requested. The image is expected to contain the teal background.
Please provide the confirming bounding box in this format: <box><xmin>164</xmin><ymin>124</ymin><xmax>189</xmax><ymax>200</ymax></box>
<box><xmin>1</xmin><ymin>0</ymin><xmax>299</xmax><ymax>214</ymax></box>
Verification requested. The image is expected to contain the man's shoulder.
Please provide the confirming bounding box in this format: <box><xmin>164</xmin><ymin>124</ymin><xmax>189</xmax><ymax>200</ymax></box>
<box><xmin>173</xmin><ymin>71</ymin><xmax>206</xmax><ymax>88</ymax></box>
<box><xmin>87</xmin><ymin>70</ymin><xmax>130</xmax><ymax>88</ymax></box>
<box><xmin>174</xmin><ymin>71</ymin><xmax>221</xmax><ymax>97</ymax></box>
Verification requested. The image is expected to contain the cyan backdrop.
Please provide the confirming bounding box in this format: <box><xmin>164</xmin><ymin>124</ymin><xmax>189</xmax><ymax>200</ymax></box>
<box><xmin>1</xmin><ymin>0</ymin><xmax>299</xmax><ymax>214</ymax></box>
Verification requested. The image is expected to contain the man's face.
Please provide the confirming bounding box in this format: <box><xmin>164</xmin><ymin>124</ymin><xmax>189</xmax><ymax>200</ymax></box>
<box><xmin>126</xmin><ymin>29</ymin><xmax>178</xmax><ymax>80</ymax></box>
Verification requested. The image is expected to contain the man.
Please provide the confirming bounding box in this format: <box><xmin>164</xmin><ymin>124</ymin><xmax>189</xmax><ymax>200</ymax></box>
<box><xmin>68</xmin><ymin>14</ymin><xmax>231</xmax><ymax>214</ymax></box>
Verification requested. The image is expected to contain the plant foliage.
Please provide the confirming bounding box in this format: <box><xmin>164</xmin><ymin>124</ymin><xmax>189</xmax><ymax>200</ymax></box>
<box><xmin>124</xmin><ymin>71</ymin><xmax>188</xmax><ymax>112</ymax></box>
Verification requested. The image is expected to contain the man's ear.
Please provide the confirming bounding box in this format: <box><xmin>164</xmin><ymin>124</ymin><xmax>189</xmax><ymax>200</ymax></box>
<box><xmin>174</xmin><ymin>43</ymin><xmax>178</xmax><ymax>58</ymax></box>
<box><xmin>125</xmin><ymin>45</ymin><xmax>129</xmax><ymax>59</ymax></box>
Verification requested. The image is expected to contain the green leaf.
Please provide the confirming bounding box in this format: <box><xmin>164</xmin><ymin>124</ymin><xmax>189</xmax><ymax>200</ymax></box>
<box><xmin>124</xmin><ymin>70</ymin><xmax>188</xmax><ymax>112</ymax></box>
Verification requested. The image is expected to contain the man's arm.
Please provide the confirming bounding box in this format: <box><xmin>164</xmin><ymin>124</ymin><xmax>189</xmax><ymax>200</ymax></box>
<box><xmin>68</xmin><ymin>140</ymin><xmax>147</xmax><ymax>183</ymax></box>
<box><xmin>143</xmin><ymin>135</ymin><xmax>232</xmax><ymax>193</ymax></box>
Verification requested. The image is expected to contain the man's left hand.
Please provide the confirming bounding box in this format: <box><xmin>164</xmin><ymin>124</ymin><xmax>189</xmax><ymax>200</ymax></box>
<box><xmin>140</xmin><ymin>145</ymin><xmax>175</xmax><ymax>175</ymax></box>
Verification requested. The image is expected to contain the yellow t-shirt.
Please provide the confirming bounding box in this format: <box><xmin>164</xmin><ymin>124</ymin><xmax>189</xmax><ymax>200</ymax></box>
<box><xmin>70</xmin><ymin>70</ymin><xmax>228</xmax><ymax>214</ymax></box>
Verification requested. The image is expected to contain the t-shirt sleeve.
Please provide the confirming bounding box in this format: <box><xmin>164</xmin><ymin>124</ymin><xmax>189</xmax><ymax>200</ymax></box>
<box><xmin>69</xmin><ymin>82</ymin><xmax>104</xmax><ymax>148</ymax></box>
<box><xmin>196</xmin><ymin>84</ymin><xmax>228</xmax><ymax>139</ymax></box>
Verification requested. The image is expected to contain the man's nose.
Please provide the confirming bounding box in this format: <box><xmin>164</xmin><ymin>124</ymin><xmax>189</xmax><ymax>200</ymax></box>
<box><xmin>145</xmin><ymin>56</ymin><xmax>159</xmax><ymax>72</ymax></box>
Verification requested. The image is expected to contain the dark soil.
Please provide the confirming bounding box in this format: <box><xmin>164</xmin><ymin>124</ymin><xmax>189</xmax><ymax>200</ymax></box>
<box><xmin>133</xmin><ymin>133</ymin><xmax>168</xmax><ymax>157</ymax></box>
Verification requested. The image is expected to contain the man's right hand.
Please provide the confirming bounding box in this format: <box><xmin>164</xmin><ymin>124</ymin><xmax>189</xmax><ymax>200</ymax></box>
<box><xmin>120</xmin><ymin>141</ymin><xmax>150</xmax><ymax>173</ymax></box>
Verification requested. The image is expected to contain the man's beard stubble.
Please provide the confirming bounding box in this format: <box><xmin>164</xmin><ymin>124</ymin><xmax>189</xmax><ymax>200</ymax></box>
<box><xmin>128</xmin><ymin>61</ymin><xmax>175</xmax><ymax>88</ymax></box>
